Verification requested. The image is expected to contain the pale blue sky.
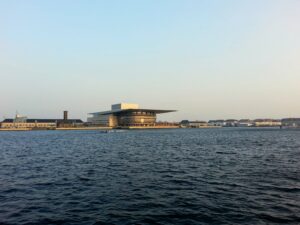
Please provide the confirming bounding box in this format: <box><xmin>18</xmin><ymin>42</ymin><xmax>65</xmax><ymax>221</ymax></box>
<box><xmin>0</xmin><ymin>0</ymin><xmax>299</xmax><ymax>121</ymax></box>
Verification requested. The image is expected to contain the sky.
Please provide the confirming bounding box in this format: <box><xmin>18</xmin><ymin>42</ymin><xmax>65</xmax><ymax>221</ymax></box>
<box><xmin>0</xmin><ymin>0</ymin><xmax>299</xmax><ymax>121</ymax></box>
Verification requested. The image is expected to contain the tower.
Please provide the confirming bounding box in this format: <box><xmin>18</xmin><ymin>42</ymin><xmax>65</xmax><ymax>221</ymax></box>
<box><xmin>63</xmin><ymin>111</ymin><xmax>68</xmax><ymax>121</ymax></box>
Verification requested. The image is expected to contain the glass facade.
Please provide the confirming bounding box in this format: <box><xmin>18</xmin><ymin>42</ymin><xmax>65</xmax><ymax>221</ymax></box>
<box><xmin>117</xmin><ymin>111</ymin><xmax>157</xmax><ymax>127</ymax></box>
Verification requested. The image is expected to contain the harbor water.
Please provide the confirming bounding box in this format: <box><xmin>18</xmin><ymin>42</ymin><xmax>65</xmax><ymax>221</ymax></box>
<box><xmin>0</xmin><ymin>128</ymin><xmax>299</xmax><ymax>224</ymax></box>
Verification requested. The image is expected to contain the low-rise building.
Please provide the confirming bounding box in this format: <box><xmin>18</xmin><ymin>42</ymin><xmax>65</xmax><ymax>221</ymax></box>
<box><xmin>0</xmin><ymin>112</ymin><xmax>83</xmax><ymax>130</ymax></box>
<box><xmin>1</xmin><ymin>118</ymin><xmax>57</xmax><ymax>129</ymax></box>
<box><xmin>237</xmin><ymin>119</ymin><xmax>254</xmax><ymax>127</ymax></box>
<box><xmin>224</xmin><ymin>119</ymin><xmax>238</xmax><ymax>127</ymax></box>
<box><xmin>281</xmin><ymin>118</ymin><xmax>300</xmax><ymax>128</ymax></box>
<box><xmin>254</xmin><ymin>119</ymin><xmax>281</xmax><ymax>127</ymax></box>
<box><xmin>180</xmin><ymin>120</ymin><xmax>208</xmax><ymax>128</ymax></box>
<box><xmin>208</xmin><ymin>120</ymin><xmax>226</xmax><ymax>127</ymax></box>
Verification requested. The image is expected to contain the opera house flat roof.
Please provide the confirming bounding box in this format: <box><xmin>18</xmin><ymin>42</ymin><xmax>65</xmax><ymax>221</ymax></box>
<box><xmin>89</xmin><ymin>109</ymin><xmax>176</xmax><ymax>116</ymax></box>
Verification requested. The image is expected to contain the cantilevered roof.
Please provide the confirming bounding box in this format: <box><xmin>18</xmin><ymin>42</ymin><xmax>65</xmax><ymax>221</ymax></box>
<box><xmin>89</xmin><ymin>109</ymin><xmax>176</xmax><ymax>116</ymax></box>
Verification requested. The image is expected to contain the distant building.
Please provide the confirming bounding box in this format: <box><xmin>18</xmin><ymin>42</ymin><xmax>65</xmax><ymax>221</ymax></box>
<box><xmin>254</xmin><ymin>119</ymin><xmax>281</xmax><ymax>127</ymax></box>
<box><xmin>1</xmin><ymin>118</ymin><xmax>57</xmax><ymax>129</ymax></box>
<box><xmin>180</xmin><ymin>120</ymin><xmax>208</xmax><ymax>128</ymax></box>
<box><xmin>281</xmin><ymin>118</ymin><xmax>300</xmax><ymax>128</ymax></box>
<box><xmin>56</xmin><ymin>111</ymin><xmax>84</xmax><ymax>128</ymax></box>
<box><xmin>224</xmin><ymin>119</ymin><xmax>238</xmax><ymax>127</ymax></box>
<box><xmin>237</xmin><ymin>119</ymin><xmax>254</xmax><ymax>127</ymax></box>
<box><xmin>87</xmin><ymin>103</ymin><xmax>176</xmax><ymax>128</ymax></box>
<box><xmin>208</xmin><ymin>120</ymin><xmax>226</xmax><ymax>127</ymax></box>
<box><xmin>0</xmin><ymin>112</ymin><xmax>83</xmax><ymax>129</ymax></box>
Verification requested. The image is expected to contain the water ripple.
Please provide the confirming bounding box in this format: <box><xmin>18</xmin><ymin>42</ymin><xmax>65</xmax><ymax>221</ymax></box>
<box><xmin>0</xmin><ymin>128</ymin><xmax>299</xmax><ymax>224</ymax></box>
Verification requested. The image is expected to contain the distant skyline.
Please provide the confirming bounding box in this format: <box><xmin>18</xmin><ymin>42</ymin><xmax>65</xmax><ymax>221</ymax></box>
<box><xmin>1</xmin><ymin>0</ymin><xmax>300</xmax><ymax>121</ymax></box>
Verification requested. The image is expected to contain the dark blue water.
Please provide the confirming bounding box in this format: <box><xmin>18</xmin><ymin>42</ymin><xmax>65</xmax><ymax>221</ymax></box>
<box><xmin>0</xmin><ymin>128</ymin><xmax>299</xmax><ymax>225</ymax></box>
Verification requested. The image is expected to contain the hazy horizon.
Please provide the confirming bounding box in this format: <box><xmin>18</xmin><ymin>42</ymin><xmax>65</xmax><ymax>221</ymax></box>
<box><xmin>1</xmin><ymin>0</ymin><xmax>300</xmax><ymax>121</ymax></box>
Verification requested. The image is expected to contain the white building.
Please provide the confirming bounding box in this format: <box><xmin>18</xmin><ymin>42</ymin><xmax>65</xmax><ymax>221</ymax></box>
<box><xmin>237</xmin><ymin>119</ymin><xmax>254</xmax><ymax>127</ymax></box>
<box><xmin>208</xmin><ymin>120</ymin><xmax>226</xmax><ymax>127</ymax></box>
<box><xmin>180</xmin><ymin>120</ymin><xmax>208</xmax><ymax>128</ymax></box>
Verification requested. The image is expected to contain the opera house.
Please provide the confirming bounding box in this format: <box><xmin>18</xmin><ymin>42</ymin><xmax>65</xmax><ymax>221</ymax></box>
<box><xmin>88</xmin><ymin>103</ymin><xmax>176</xmax><ymax>128</ymax></box>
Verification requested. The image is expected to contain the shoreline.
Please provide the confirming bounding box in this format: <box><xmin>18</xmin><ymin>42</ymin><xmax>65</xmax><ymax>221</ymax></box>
<box><xmin>0</xmin><ymin>126</ymin><xmax>291</xmax><ymax>132</ymax></box>
<box><xmin>0</xmin><ymin>127</ymin><xmax>112</xmax><ymax>131</ymax></box>
<box><xmin>0</xmin><ymin>126</ymin><xmax>180</xmax><ymax>131</ymax></box>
